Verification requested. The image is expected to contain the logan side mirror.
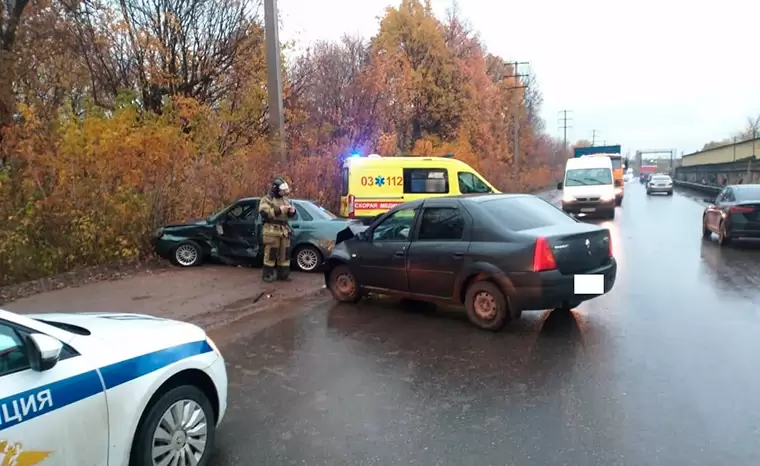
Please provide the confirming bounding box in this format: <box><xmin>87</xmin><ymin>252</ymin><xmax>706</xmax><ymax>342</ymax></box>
<box><xmin>26</xmin><ymin>334</ymin><xmax>63</xmax><ymax>371</ymax></box>
<box><xmin>556</xmin><ymin>182</ymin><xmax>563</xmax><ymax>190</ymax></box>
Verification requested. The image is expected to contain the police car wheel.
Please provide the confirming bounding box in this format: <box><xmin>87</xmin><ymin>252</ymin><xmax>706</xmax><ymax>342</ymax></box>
<box><xmin>131</xmin><ymin>385</ymin><xmax>216</xmax><ymax>466</ymax></box>
<box><xmin>172</xmin><ymin>241</ymin><xmax>203</xmax><ymax>267</ymax></box>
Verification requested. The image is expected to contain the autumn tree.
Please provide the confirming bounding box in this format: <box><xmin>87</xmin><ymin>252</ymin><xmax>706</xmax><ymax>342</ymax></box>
<box><xmin>289</xmin><ymin>36</ymin><xmax>382</xmax><ymax>154</ymax></box>
<box><xmin>574</xmin><ymin>139</ymin><xmax>592</xmax><ymax>148</ymax></box>
<box><xmin>0</xmin><ymin>0</ymin><xmax>30</xmax><ymax>128</ymax></box>
<box><xmin>60</xmin><ymin>0</ymin><xmax>255</xmax><ymax>112</ymax></box>
<box><xmin>370</xmin><ymin>0</ymin><xmax>464</xmax><ymax>150</ymax></box>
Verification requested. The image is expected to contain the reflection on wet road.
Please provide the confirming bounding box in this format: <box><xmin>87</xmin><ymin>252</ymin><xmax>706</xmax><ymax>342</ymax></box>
<box><xmin>209</xmin><ymin>183</ymin><xmax>760</xmax><ymax>465</ymax></box>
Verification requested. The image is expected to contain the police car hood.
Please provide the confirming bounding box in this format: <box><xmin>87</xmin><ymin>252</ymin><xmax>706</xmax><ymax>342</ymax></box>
<box><xmin>27</xmin><ymin>312</ymin><xmax>207</xmax><ymax>347</ymax></box>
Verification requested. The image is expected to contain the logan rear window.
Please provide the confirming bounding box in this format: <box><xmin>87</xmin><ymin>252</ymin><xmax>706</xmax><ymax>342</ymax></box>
<box><xmin>483</xmin><ymin>196</ymin><xmax>576</xmax><ymax>231</ymax></box>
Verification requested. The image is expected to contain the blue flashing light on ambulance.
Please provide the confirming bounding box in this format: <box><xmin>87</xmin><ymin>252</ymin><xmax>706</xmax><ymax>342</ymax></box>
<box><xmin>339</xmin><ymin>153</ymin><xmax>499</xmax><ymax>220</ymax></box>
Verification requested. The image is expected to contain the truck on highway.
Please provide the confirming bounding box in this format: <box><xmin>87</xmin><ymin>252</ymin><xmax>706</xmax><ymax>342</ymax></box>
<box><xmin>574</xmin><ymin>145</ymin><xmax>626</xmax><ymax>205</ymax></box>
<box><xmin>639</xmin><ymin>164</ymin><xmax>657</xmax><ymax>183</ymax></box>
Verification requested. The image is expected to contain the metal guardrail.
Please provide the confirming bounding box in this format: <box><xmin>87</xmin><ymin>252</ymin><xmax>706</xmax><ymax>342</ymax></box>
<box><xmin>673</xmin><ymin>180</ymin><xmax>722</xmax><ymax>193</ymax></box>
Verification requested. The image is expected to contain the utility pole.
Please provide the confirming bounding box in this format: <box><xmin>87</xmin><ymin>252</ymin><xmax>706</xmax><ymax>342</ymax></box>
<box><xmin>505</xmin><ymin>62</ymin><xmax>529</xmax><ymax>174</ymax></box>
<box><xmin>558</xmin><ymin>110</ymin><xmax>572</xmax><ymax>158</ymax></box>
<box><xmin>591</xmin><ymin>130</ymin><xmax>599</xmax><ymax>146</ymax></box>
<box><xmin>264</xmin><ymin>0</ymin><xmax>285</xmax><ymax>161</ymax></box>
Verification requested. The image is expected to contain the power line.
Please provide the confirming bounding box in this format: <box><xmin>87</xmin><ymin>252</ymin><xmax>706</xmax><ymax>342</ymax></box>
<box><xmin>505</xmin><ymin>61</ymin><xmax>529</xmax><ymax>173</ymax></box>
<box><xmin>558</xmin><ymin>110</ymin><xmax>572</xmax><ymax>157</ymax></box>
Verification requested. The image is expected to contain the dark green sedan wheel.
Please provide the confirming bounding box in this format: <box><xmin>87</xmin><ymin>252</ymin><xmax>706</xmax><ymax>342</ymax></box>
<box><xmin>172</xmin><ymin>241</ymin><xmax>203</xmax><ymax>267</ymax></box>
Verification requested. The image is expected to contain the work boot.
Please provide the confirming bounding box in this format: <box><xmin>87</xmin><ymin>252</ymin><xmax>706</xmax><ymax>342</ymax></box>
<box><xmin>262</xmin><ymin>266</ymin><xmax>277</xmax><ymax>282</ymax></box>
<box><xmin>276</xmin><ymin>266</ymin><xmax>292</xmax><ymax>281</ymax></box>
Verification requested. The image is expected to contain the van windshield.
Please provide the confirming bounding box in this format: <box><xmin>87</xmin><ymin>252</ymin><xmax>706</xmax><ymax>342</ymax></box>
<box><xmin>565</xmin><ymin>168</ymin><xmax>612</xmax><ymax>186</ymax></box>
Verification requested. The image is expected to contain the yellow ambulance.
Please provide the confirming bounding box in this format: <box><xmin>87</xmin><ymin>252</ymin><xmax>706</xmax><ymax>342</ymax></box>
<box><xmin>339</xmin><ymin>154</ymin><xmax>499</xmax><ymax>219</ymax></box>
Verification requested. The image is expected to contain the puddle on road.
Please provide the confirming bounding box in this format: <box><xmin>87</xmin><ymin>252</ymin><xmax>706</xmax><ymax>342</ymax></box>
<box><xmin>206</xmin><ymin>290</ymin><xmax>332</xmax><ymax>343</ymax></box>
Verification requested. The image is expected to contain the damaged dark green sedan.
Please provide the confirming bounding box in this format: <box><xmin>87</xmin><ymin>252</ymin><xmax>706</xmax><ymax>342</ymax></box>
<box><xmin>152</xmin><ymin>197</ymin><xmax>352</xmax><ymax>272</ymax></box>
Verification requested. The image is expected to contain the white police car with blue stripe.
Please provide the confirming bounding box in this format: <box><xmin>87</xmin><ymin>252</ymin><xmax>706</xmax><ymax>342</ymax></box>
<box><xmin>0</xmin><ymin>308</ymin><xmax>227</xmax><ymax>466</ymax></box>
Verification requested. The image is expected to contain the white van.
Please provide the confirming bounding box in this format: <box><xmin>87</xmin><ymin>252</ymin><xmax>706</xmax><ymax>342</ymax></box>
<box><xmin>557</xmin><ymin>156</ymin><xmax>616</xmax><ymax>219</ymax></box>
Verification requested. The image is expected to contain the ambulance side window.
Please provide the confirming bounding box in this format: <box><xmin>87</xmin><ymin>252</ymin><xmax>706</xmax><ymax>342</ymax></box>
<box><xmin>403</xmin><ymin>168</ymin><xmax>449</xmax><ymax>194</ymax></box>
<box><xmin>458</xmin><ymin>172</ymin><xmax>492</xmax><ymax>194</ymax></box>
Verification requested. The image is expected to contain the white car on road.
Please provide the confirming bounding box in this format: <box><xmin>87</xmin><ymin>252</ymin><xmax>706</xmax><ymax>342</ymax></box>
<box><xmin>0</xmin><ymin>309</ymin><xmax>227</xmax><ymax>466</ymax></box>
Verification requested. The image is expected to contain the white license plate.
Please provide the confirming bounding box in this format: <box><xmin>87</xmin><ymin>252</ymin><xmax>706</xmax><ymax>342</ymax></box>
<box><xmin>574</xmin><ymin>274</ymin><xmax>604</xmax><ymax>294</ymax></box>
<box><xmin>581</xmin><ymin>208</ymin><xmax>596</xmax><ymax>212</ymax></box>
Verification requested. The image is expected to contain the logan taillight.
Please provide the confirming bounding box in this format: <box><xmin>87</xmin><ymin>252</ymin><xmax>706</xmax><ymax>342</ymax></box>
<box><xmin>532</xmin><ymin>237</ymin><xmax>557</xmax><ymax>272</ymax></box>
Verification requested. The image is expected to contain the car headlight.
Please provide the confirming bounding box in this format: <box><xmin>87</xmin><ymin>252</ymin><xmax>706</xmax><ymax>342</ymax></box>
<box><xmin>153</xmin><ymin>227</ymin><xmax>164</xmax><ymax>238</ymax></box>
<box><xmin>206</xmin><ymin>336</ymin><xmax>221</xmax><ymax>354</ymax></box>
<box><xmin>562</xmin><ymin>194</ymin><xmax>574</xmax><ymax>202</ymax></box>
<box><xmin>601</xmin><ymin>193</ymin><xmax>615</xmax><ymax>201</ymax></box>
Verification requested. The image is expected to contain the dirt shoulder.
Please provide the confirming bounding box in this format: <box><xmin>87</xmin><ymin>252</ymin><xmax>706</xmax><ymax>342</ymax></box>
<box><xmin>4</xmin><ymin>265</ymin><xmax>326</xmax><ymax>329</ymax></box>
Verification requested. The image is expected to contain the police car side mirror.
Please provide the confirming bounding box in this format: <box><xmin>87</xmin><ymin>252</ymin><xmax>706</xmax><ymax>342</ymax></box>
<box><xmin>25</xmin><ymin>333</ymin><xmax>63</xmax><ymax>372</ymax></box>
<box><xmin>556</xmin><ymin>182</ymin><xmax>563</xmax><ymax>190</ymax></box>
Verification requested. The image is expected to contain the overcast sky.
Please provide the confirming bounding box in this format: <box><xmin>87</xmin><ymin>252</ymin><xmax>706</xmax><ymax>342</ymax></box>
<box><xmin>278</xmin><ymin>0</ymin><xmax>760</xmax><ymax>156</ymax></box>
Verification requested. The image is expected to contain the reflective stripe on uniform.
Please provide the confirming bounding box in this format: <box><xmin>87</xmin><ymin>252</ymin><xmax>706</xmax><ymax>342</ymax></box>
<box><xmin>0</xmin><ymin>340</ymin><xmax>213</xmax><ymax>431</ymax></box>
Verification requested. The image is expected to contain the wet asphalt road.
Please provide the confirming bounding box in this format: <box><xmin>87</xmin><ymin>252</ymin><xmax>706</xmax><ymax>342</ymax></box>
<box><xmin>208</xmin><ymin>183</ymin><xmax>760</xmax><ymax>466</ymax></box>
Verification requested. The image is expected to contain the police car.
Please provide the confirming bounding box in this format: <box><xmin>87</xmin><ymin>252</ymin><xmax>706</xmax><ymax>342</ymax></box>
<box><xmin>0</xmin><ymin>308</ymin><xmax>227</xmax><ymax>465</ymax></box>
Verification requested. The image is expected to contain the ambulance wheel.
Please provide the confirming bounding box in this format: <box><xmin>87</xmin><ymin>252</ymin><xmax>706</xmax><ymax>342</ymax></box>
<box><xmin>131</xmin><ymin>385</ymin><xmax>216</xmax><ymax>466</ymax></box>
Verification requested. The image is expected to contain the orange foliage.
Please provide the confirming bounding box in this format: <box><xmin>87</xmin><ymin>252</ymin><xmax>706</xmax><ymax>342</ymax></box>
<box><xmin>0</xmin><ymin>0</ymin><xmax>566</xmax><ymax>285</ymax></box>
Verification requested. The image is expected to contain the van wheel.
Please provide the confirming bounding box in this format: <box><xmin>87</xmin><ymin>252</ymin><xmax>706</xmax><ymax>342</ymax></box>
<box><xmin>130</xmin><ymin>385</ymin><xmax>215</xmax><ymax>466</ymax></box>
<box><xmin>465</xmin><ymin>281</ymin><xmax>509</xmax><ymax>331</ymax></box>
